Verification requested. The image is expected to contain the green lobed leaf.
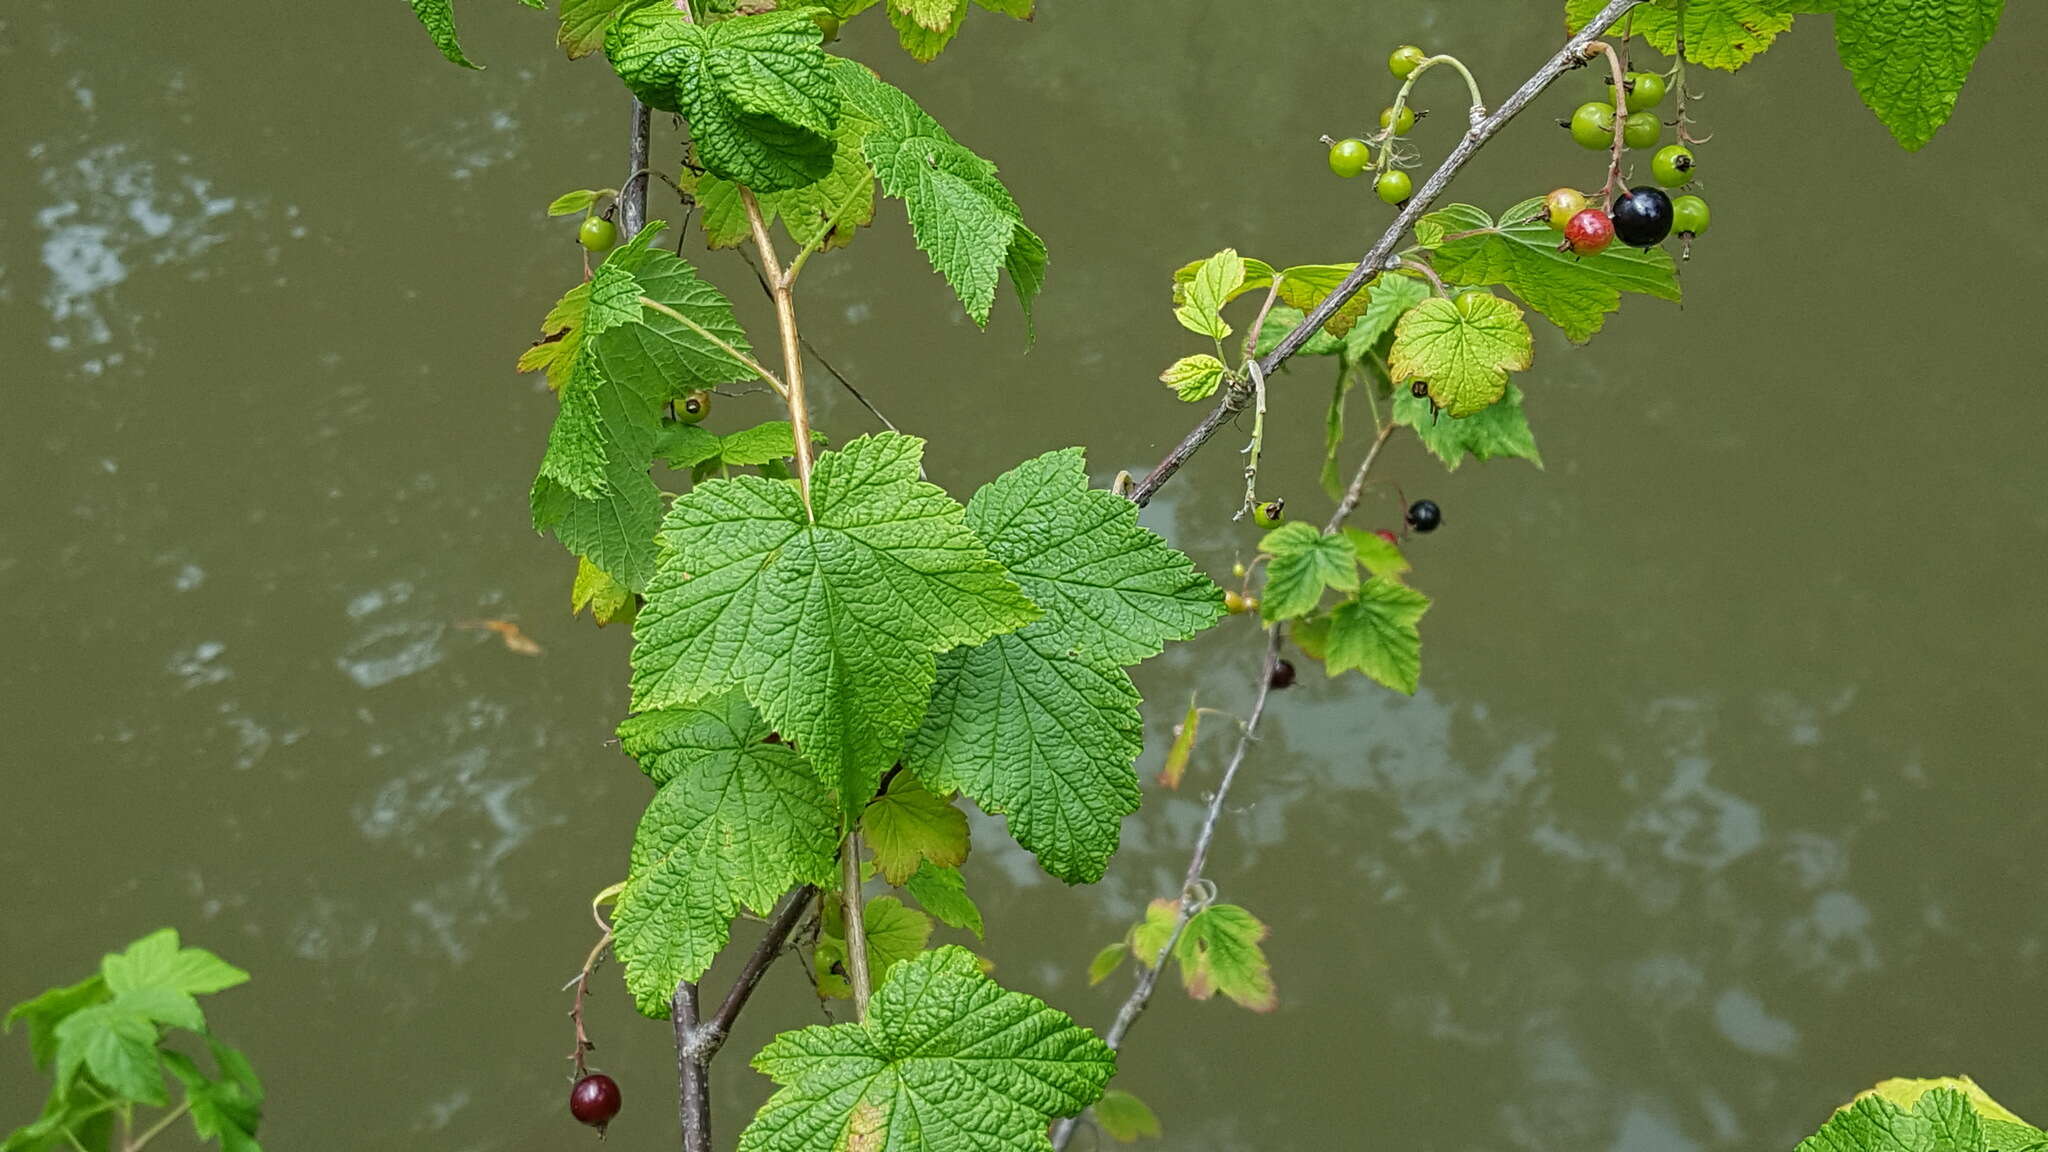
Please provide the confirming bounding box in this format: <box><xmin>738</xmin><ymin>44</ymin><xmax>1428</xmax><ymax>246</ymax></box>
<box><xmin>742</xmin><ymin>947</ymin><xmax>1115</xmax><ymax>1152</ymax></box>
<box><xmin>408</xmin><ymin>0</ymin><xmax>479</xmax><ymax>68</ymax></box>
<box><xmin>4</xmin><ymin>1081</ymin><xmax>117</xmax><ymax>1152</ymax></box>
<box><xmin>1297</xmin><ymin>576</ymin><xmax>1430</xmax><ymax>694</ymax></box>
<box><xmin>531</xmin><ymin>233</ymin><xmax>757</xmax><ymax>593</ymax></box>
<box><xmin>886</xmin><ymin>0</ymin><xmax>966</xmax><ymax>60</ymax></box>
<box><xmin>902</xmin><ymin>861</ymin><xmax>983</xmax><ymax>938</ymax></box>
<box><xmin>1423</xmin><ymin>200</ymin><xmax>1679</xmax><ymax>342</ymax></box>
<box><xmin>862</xmin><ymin>773</ymin><xmax>969</xmax><ymax>885</ymax></box>
<box><xmin>631</xmin><ymin>432</ymin><xmax>1038</xmax><ymax>808</ymax></box>
<box><xmin>557</xmin><ymin>0</ymin><xmax>660</xmax><ymax>58</ymax></box>
<box><xmin>1257</xmin><ymin>522</ymin><xmax>1359</xmax><ymax>622</ymax></box>
<box><xmin>53</xmin><ymin>998</ymin><xmax>169</xmax><ymax>1105</ymax></box>
<box><xmin>1394</xmin><ymin>383</ymin><xmax>1543</xmax><ymax>471</ymax></box>
<box><xmin>516</xmin><ymin>280</ymin><xmax>589</xmax><ymax>392</ymax></box>
<box><xmin>1565</xmin><ymin>0</ymin><xmax>1798</xmax><ymax>70</ymax></box>
<box><xmin>1342</xmin><ymin>272</ymin><xmax>1432</xmax><ymax>360</ymax></box>
<box><xmin>606</xmin><ymin>9</ymin><xmax>840</xmax><ymax>191</ymax></box>
<box><xmin>5</xmin><ymin>976</ymin><xmax>109</xmax><ymax>1070</ymax></box>
<box><xmin>546</xmin><ymin>189</ymin><xmax>602</xmax><ymax>216</ymax></box>
<box><xmin>833</xmin><ymin>60</ymin><xmax>1044</xmax><ymax>329</ymax></box>
<box><xmin>1274</xmin><ymin>263</ymin><xmax>1370</xmax><ymax>337</ymax></box>
<box><xmin>1174</xmin><ymin>249</ymin><xmax>1244</xmax><ymax>341</ymax></box>
<box><xmin>612</xmin><ymin>695</ymin><xmax>840</xmax><ymax>1012</ymax></box>
<box><xmin>815</xmin><ymin>895</ymin><xmax>935</xmax><ymax>999</ymax></box>
<box><xmin>1798</xmin><ymin>1088</ymin><xmax>1985</xmax><ymax>1152</ymax></box>
<box><xmin>571</xmin><ymin>555</ymin><xmax>634</xmax><ymax>625</ymax></box>
<box><xmin>1093</xmin><ymin>1088</ymin><xmax>1163</xmax><ymax>1142</ymax></box>
<box><xmin>1255</xmin><ymin>305</ymin><xmax>1342</xmax><ymax>360</ymax></box>
<box><xmin>906</xmin><ymin>449</ymin><xmax>1223</xmax><ymax>882</ymax></box>
<box><xmin>695</xmin><ymin>86</ymin><xmax>882</xmax><ymax>253</ymax></box>
<box><xmin>100</xmin><ymin>930</ymin><xmax>248</xmax><ymax>1000</ymax></box>
<box><xmin>1128</xmin><ymin>899</ymin><xmax>1177</xmax><ymax>967</ymax></box>
<box><xmin>1387</xmin><ymin>292</ymin><xmax>1533</xmax><ymax>417</ymax></box>
<box><xmin>1159</xmin><ymin>354</ymin><xmax>1227</xmax><ymax>402</ymax></box>
<box><xmin>162</xmin><ymin>1040</ymin><xmax>265</xmax><ymax>1152</ymax></box>
<box><xmin>1173</xmin><ymin>904</ymin><xmax>1275</xmax><ymax>1012</ymax></box>
<box><xmin>1342</xmin><ymin>529</ymin><xmax>1409</xmax><ymax>578</ymax></box>
<box><xmin>1170</xmin><ymin>256</ymin><xmax>1276</xmax><ymax>308</ymax></box>
<box><xmin>1830</xmin><ymin>0</ymin><xmax>2003</xmax><ymax>150</ymax></box>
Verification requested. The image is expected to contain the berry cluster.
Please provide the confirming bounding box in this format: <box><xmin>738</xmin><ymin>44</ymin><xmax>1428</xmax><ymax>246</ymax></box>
<box><xmin>1551</xmin><ymin>65</ymin><xmax>1710</xmax><ymax>258</ymax></box>
<box><xmin>1322</xmin><ymin>43</ymin><xmax>1444</xmax><ymax>207</ymax></box>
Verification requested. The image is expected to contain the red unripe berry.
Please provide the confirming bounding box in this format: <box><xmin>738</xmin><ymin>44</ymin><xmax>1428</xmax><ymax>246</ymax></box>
<box><xmin>1562</xmin><ymin>208</ymin><xmax>1614</xmax><ymax>256</ymax></box>
<box><xmin>571</xmin><ymin>1074</ymin><xmax>622</xmax><ymax>1130</ymax></box>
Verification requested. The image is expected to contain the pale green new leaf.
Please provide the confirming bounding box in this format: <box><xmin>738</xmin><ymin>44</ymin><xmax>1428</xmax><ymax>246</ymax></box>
<box><xmin>1157</xmin><ymin>693</ymin><xmax>1199</xmax><ymax>789</ymax></box>
<box><xmin>1423</xmin><ymin>200</ymin><xmax>1679</xmax><ymax>342</ymax></box>
<box><xmin>863</xmin><ymin>773</ymin><xmax>969</xmax><ymax>885</ymax></box>
<box><xmin>1302</xmin><ymin>576</ymin><xmax>1430</xmax><ymax>694</ymax></box>
<box><xmin>1394</xmin><ymin>383</ymin><xmax>1543</xmax><ymax>471</ymax></box>
<box><xmin>612</xmin><ymin>695</ymin><xmax>839</xmax><ymax>1013</ymax></box>
<box><xmin>1128</xmin><ymin>899</ymin><xmax>1177</xmax><ymax>967</ymax></box>
<box><xmin>1174</xmin><ymin>249</ymin><xmax>1244</xmax><ymax>341</ymax></box>
<box><xmin>1170</xmin><ymin>256</ymin><xmax>1275</xmax><ymax>308</ymax></box>
<box><xmin>741</xmin><ymin>947</ymin><xmax>1115</xmax><ymax>1152</ymax></box>
<box><xmin>1159</xmin><ymin>354</ymin><xmax>1226</xmax><ymax>402</ymax></box>
<box><xmin>4</xmin><ymin>976</ymin><xmax>108</xmax><ymax>1070</ymax></box>
<box><xmin>53</xmin><ymin>995</ymin><xmax>176</xmax><ymax>1105</ymax></box>
<box><xmin>1565</xmin><ymin>0</ymin><xmax>1797</xmax><ymax>70</ymax></box>
<box><xmin>1087</xmin><ymin>942</ymin><xmax>1128</xmax><ymax>986</ymax></box>
<box><xmin>1342</xmin><ymin>529</ymin><xmax>1409</xmax><ymax>578</ymax></box>
<box><xmin>1094</xmin><ymin>1089</ymin><xmax>1162</xmax><ymax>1142</ymax></box>
<box><xmin>409</xmin><ymin>0</ymin><xmax>479</xmax><ymax>68</ymax></box>
<box><xmin>606</xmin><ymin>9</ymin><xmax>839</xmax><ymax>191</ymax></box>
<box><xmin>516</xmin><ymin>280</ymin><xmax>589</xmax><ymax>392</ymax></box>
<box><xmin>834</xmin><ymin>60</ymin><xmax>1043</xmax><ymax>328</ymax></box>
<box><xmin>162</xmin><ymin>1041</ymin><xmax>264</xmax><ymax>1152</ymax></box>
<box><xmin>546</xmin><ymin>189</ymin><xmax>602</xmax><ymax>216</ymax></box>
<box><xmin>903</xmin><ymin>862</ymin><xmax>984</xmax><ymax>938</ymax></box>
<box><xmin>1341</xmin><ymin>272</ymin><xmax>1431</xmax><ymax>360</ymax></box>
<box><xmin>1174</xmin><ymin>904</ymin><xmax>1275</xmax><ymax>1012</ymax></box>
<box><xmin>1254</xmin><ymin>305</ymin><xmax>1342</xmax><ymax>359</ymax></box>
<box><xmin>1388</xmin><ymin>293</ymin><xmax>1533</xmax><ymax>417</ymax></box>
<box><xmin>1274</xmin><ymin>263</ymin><xmax>1370</xmax><ymax>337</ymax></box>
<box><xmin>817</xmin><ymin>896</ymin><xmax>934</xmax><ymax>998</ymax></box>
<box><xmin>571</xmin><ymin>555</ymin><xmax>634</xmax><ymax>625</ymax></box>
<box><xmin>557</xmin><ymin>0</ymin><xmax>660</xmax><ymax>57</ymax></box>
<box><xmin>631</xmin><ymin>432</ymin><xmax>1037</xmax><ymax>805</ymax></box>
<box><xmin>101</xmin><ymin>930</ymin><xmax>248</xmax><ymax>1000</ymax></box>
<box><xmin>1830</xmin><ymin>0</ymin><xmax>2003</xmax><ymax>150</ymax></box>
<box><xmin>1258</xmin><ymin>522</ymin><xmax>1359</xmax><ymax>622</ymax></box>
<box><xmin>907</xmin><ymin>449</ymin><xmax>1222</xmax><ymax>882</ymax></box>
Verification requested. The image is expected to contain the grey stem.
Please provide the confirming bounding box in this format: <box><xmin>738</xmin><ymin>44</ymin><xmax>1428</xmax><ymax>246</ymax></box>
<box><xmin>1126</xmin><ymin>0</ymin><xmax>1643</xmax><ymax>508</ymax></box>
<box><xmin>672</xmin><ymin>980</ymin><xmax>711</xmax><ymax>1152</ymax></box>
<box><xmin>622</xmin><ymin>98</ymin><xmax>650</xmax><ymax>237</ymax></box>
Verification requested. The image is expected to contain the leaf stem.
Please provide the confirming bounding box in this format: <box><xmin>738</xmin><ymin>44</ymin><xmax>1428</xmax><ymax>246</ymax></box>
<box><xmin>125</xmin><ymin>1101</ymin><xmax>191</xmax><ymax>1152</ymax></box>
<box><xmin>839</xmin><ymin>833</ymin><xmax>874</xmax><ymax>1019</ymax></box>
<box><xmin>740</xmin><ymin>187</ymin><xmax>818</xmax><ymax>515</ymax></box>
<box><xmin>1125</xmin><ymin>0</ymin><xmax>1644</xmax><ymax>507</ymax></box>
<box><xmin>1583</xmin><ymin>40</ymin><xmax>1630</xmax><ymax>204</ymax></box>
<box><xmin>635</xmin><ymin>295</ymin><xmax>789</xmax><ymax>400</ymax></box>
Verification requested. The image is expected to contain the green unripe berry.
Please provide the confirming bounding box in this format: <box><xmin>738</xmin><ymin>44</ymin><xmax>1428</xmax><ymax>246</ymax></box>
<box><xmin>1375</xmin><ymin>169</ymin><xmax>1413</xmax><ymax>205</ymax></box>
<box><xmin>1569</xmin><ymin>102</ymin><xmax>1616</xmax><ymax>150</ymax></box>
<box><xmin>1624</xmin><ymin>71</ymin><xmax>1667</xmax><ymax>111</ymax></box>
<box><xmin>1328</xmin><ymin>138</ymin><xmax>1372</xmax><ymax>178</ymax></box>
<box><xmin>1252</xmin><ymin>500</ymin><xmax>1285</xmax><ymax>529</ymax></box>
<box><xmin>1651</xmin><ymin>144</ymin><xmax>1696</xmax><ymax>187</ymax></box>
<box><xmin>1389</xmin><ymin>45</ymin><xmax>1427</xmax><ymax>78</ymax></box>
<box><xmin>1623</xmin><ymin>111</ymin><xmax>1661</xmax><ymax>150</ymax></box>
<box><xmin>675</xmin><ymin>389</ymin><xmax>712</xmax><ymax>424</ymax></box>
<box><xmin>578</xmin><ymin>215</ymin><xmax>617</xmax><ymax>253</ymax></box>
<box><xmin>1671</xmin><ymin>194</ymin><xmax>1710</xmax><ymax>236</ymax></box>
<box><xmin>1380</xmin><ymin>105</ymin><xmax>1416</xmax><ymax>135</ymax></box>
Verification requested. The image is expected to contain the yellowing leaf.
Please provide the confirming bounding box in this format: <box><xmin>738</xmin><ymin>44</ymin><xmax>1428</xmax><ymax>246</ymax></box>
<box><xmin>1274</xmin><ymin>263</ymin><xmax>1369</xmax><ymax>337</ymax></box>
<box><xmin>1174</xmin><ymin>249</ymin><xmax>1245</xmax><ymax>341</ymax></box>
<box><xmin>1174</xmin><ymin>904</ymin><xmax>1275</xmax><ymax>1012</ymax></box>
<box><xmin>571</xmin><ymin>556</ymin><xmax>634</xmax><ymax>625</ymax></box>
<box><xmin>1157</xmin><ymin>695</ymin><xmax>1199</xmax><ymax>789</ymax></box>
<box><xmin>1388</xmin><ymin>293</ymin><xmax>1533</xmax><ymax>417</ymax></box>
<box><xmin>1128</xmin><ymin>899</ymin><xmax>1178</xmax><ymax>967</ymax></box>
<box><xmin>1159</xmin><ymin>354</ymin><xmax>1226</xmax><ymax>403</ymax></box>
<box><xmin>862</xmin><ymin>774</ymin><xmax>969</xmax><ymax>885</ymax></box>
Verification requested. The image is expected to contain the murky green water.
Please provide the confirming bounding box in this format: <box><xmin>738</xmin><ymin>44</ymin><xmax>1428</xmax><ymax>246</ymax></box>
<box><xmin>7</xmin><ymin>2</ymin><xmax>2048</xmax><ymax>1148</ymax></box>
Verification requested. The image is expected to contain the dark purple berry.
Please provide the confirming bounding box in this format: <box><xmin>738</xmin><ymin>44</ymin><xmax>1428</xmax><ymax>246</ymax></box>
<box><xmin>571</xmin><ymin>1074</ymin><xmax>622</xmax><ymax>1130</ymax></box>
<box><xmin>1269</xmin><ymin>659</ymin><xmax>1297</xmax><ymax>690</ymax></box>
<box><xmin>1610</xmin><ymin>186</ymin><xmax>1674</xmax><ymax>248</ymax></box>
<box><xmin>1409</xmin><ymin>380</ymin><xmax>1430</xmax><ymax>398</ymax></box>
<box><xmin>1406</xmin><ymin>499</ymin><xmax>1442</xmax><ymax>533</ymax></box>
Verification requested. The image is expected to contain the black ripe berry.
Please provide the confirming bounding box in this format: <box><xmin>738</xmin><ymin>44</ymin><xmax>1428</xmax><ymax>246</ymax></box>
<box><xmin>1409</xmin><ymin>380</ymin><xmax>1430</xmax><ymax>398</ymax></box>
<box><xmin>1406</xmin><ymin>499</ymin><xmax>1443</xmax><ymax>533</ymax></box>
<box><xmin>571</xmin><ymin>1074</ymin><xmax>622</xmax><ymax>1130</ymax></box>
<box><xmin>1611</xmin><ymin>186</ymin><xmax>1674</xmax><ymax>249</ymax></box>
<box><xmin>1269</xmin><ymin>659</ymin><xmax>1297</xmax><ymax>690</ymax></box>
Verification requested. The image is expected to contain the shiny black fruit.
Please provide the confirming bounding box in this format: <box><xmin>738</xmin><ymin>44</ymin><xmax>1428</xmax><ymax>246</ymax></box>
<box><xmin>1406</xmin><ymin>499</ymin><xmax>1443</xmax><ymax>533</ymax></box>
<box><xmin>1611</xmin><ymin>186</ymin><xmax>1674</xmax><ymax>248</ymax></box>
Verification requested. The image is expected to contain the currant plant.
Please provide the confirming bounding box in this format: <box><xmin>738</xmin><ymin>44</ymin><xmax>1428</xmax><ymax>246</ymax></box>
<box><xmin>1794</xmin><ymin>1077</ymin><xmax>2048</xmax><ymax>1152</ymax></box>
<box><xmin>5</xmin><ymin>930</ymin><xmax>264</xmax><ymax>1152</ymax></box>
<box><xmin>393</xmin><ymin>0</ymin><xmax>2008</xmax><ymax>1147</ymax></box>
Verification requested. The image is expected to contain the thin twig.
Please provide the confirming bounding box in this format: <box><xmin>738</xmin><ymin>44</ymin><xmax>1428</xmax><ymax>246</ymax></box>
<box><xmin>1125</xmin><ymin>0</ymin><xmax>1643</xmax><ymax>508</ymax></box>
<box><xmin>123</xmin><ymin>1101</ymin><xmax>191</xmax><ymax>1152</ymax></box>
<box><xmin>1584</xmin><ymin>40</ymin><xmax>1630</xmax><ymax>204</ymax></box>
<box><xmin>699</xmin><ymin>887</ymin><xmax>817</xmax><ymax>1060</ymax></box>
<box><xmin>672</xmin><ymin>981</ymin><xmax>712</xmax><ymax>1152</ymax></box>
<box><xmin>1329</xmin><ymin>423</ymin><xmax>1400</xmax><ymax>532</ymax></box>
<box><xmin>566</xmin><ymin>928</ymin><xmax>613</xmax><ymax>1074</ymax></box>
